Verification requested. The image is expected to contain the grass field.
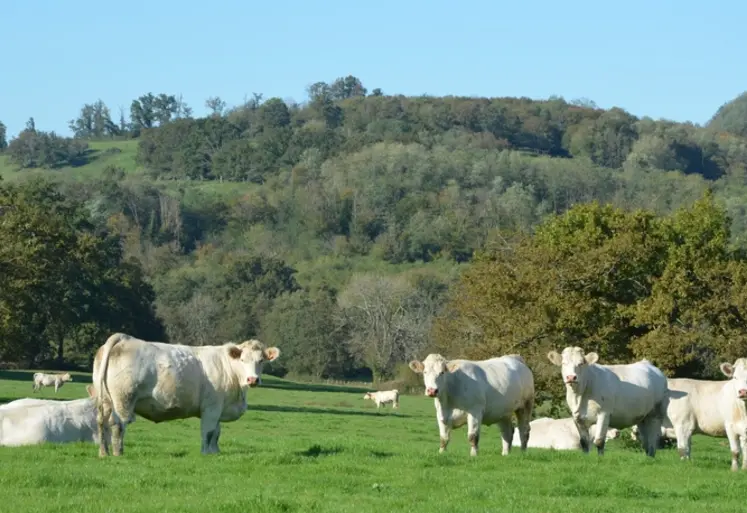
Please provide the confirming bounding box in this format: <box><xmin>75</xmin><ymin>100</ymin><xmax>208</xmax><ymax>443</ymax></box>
<box><xmin>0</xmin><ymin>371</ymin><xmax>744</xmax><ymax>513</ymax></box>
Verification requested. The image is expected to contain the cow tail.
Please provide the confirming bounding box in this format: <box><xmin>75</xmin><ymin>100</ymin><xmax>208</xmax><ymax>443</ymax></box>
<box><xmin>97</xmin><ymin>333</ymin><xmax>127</xmax><ymax>422</ymax></box>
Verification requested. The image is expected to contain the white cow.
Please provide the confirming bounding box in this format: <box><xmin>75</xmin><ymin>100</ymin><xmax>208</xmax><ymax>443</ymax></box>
<box><xmin>363</xmin><ymin>390</ymin><xmax>399</xmax><ymax>409</ymax></box>
<box><xmin>0</xmin><ymin>385</ymin><xmax>100</xmax><ymax>446</ymax></box>
<box><xmin>92</xmin><ymin>332</ymin><xmax>280</xmax><ymax>457</ymax></box>
<box><xmin>630</xmin><ymin>423</ymin><xmax>676</xmax><ymax>442</ymax></box>
<box><xmin>547</xmin><ymin>347</ymin><xmax>669</xmax><ymax>457</ymax></box>
<box><xmin>511</xmin><ymin>417</ymin><xmax>620</xmax><ymax>450</ymax></box>
<box><xmin>33</xmin><ymin>372</ymin><xmax>73</xmax><ymax>393</ymax></box>
<box><xmin>409</xmin><ymin>353</ymin><xmax>535</xmax><ymax>457</ymax></box>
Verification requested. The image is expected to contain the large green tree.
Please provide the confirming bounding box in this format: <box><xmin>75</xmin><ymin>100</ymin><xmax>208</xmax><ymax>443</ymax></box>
<box><xmin>0</xmin><ymin>179</ymin><xmax>164</xmax><ymax>365</ymax></box>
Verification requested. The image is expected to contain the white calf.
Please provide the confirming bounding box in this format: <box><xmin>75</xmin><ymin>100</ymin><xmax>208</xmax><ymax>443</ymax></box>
<box><xmin>33</xmin><ymin>372</ymin><xmax>73</xmax><ymax>393</ymax></box>
<box><xmin>363</xmin><ymin>390</ymin><xmax>399</xmax><ymax>409</ymax></box>
<box><xmin>409</xmin><ymin>353</ymin><xmax>534</xmax><ymax>457</ymax></box>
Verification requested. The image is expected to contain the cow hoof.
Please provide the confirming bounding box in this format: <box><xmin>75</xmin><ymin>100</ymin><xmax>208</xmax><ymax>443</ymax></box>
<box><xmin>470</xmin><ymin>448</ymin><xmax>478</xmax><ymax>457</ymax></box>
<box><xmin>439</xmin><ymin>447</ymin><xmax>446</xmax><ymax>454</ymax></box>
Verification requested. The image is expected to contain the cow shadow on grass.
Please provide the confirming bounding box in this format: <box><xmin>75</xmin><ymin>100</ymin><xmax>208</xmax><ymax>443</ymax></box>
<box><xmin>246</xmin><ymin>403</ymin><xmax>410</xmax><ymax>418</ymax></box>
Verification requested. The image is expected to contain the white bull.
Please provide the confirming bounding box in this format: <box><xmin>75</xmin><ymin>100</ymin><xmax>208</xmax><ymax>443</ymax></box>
<box><xmin>0</xmin><ymin>385</ymin><xmax>99</xmax><ymax>446</ymax></box>
<box><xmin>363</xmin><ymin>390</ymin><xmax>399</xmax><ymax>409</ymax></box>
<box><xmin>512</xmin><ymin>417</ymin><xmax>620</xmax><ymax>450</ymax></box>
<box><xmin>409</xmin><ymin>353</ymin><xmax>535</xmax><ymax>457</ymax></box>
<box><xmin>547</xmin><ymin>347</ymin><xmax>669</xmax><ymax>457</ymax></box>
<box><xmin>33</xmin><ymin>372</ymin><xmax>73</xmax><ymax>393</ymax></box>
<box><xmin>92</xmin><ymin>332</ymin><xmax>280</xmax><ymax>457</ymax></box>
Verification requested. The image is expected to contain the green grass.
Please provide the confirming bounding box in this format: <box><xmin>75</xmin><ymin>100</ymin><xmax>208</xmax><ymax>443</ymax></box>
<box><xmin>0</xmin><ymin>371</ymin><xmax>743</xmax><ymax>513</ymax></box>
<box><xmin>0</xmin><ymin>140</ymin><xmax>142</xmax><ymax>181</ymax></box>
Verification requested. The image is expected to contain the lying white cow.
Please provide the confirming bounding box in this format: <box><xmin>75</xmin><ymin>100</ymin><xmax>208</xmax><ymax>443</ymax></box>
<box><xmin>33</xmin><ymin>372</ymin><xmax>73</xmax><ymax>393</ymax></box>
<box><xmin>0</xmin><ymin>385</ymin><xmax>99</xmax><ymax>446</ymax></box>
<box><xmin>92</xmin><ymin>332</ymin><xmax>280</xmax><ymax>457</ymax></box>
<box><xmin>547</xmin><ymin>347</ymin><xmax>669</xmax><ymax>457</ymax></box>
<box><xmin>409</xmin><ymin>353</ymin><xmax>534</xmax><ymax>457</ymax></box>
<box><xmin>512</xmin><ymin>417</ymin><xmax>620</xmax><ymax>450</ymax></box>
<box><xmin>363</xmin><ymin>390</ymin><xmax>399</xmax><ymax>409</ymax></box>
<box><xmin>630</xmin><ymin>423</ymin><xmax>676</xmax><ymax>442</ymax></box>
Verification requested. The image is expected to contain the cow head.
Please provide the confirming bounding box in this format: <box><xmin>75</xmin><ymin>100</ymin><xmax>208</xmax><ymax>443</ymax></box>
<box><xmin>363</xmin><ymin>392</ymin><xmax>374</xmax><ymax>401</ymax></box>
<box><xmin>720</xmin><ymin>358</ymin><xmax>747</xmax><ymax>401</ymax></box>
<box><xmin>547</xmin><ymin>346</ymin><xmax>598</xmax><ymax>389</ymax></box>
<box><xmin>227</xmin><ymin>340</ymin><xmax>281</xmax><ymax>388</ymax></box>
<box><xmin>409</xmin><ymin>354</ymin><xmax>459</xmax><ymax>398</ymax></box>
<box><xmin>62</xmin><ymin>373</ymin><xmax>73</xmax><ymax>382</ymax></box>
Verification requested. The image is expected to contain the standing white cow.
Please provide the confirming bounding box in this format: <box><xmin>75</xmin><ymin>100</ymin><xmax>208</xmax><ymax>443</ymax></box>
<box><xmin>93</xmin><ymin>332</ymin><xmax>280</xmax><ymax>457</ymax></box>
<box><xmin>0</xmin><ymin>385</ymin><xmax>100</xmax><ymax>446</ymax></box>
<box><xmin>409</xmin><ymin>353</ymin><xmax>535</xmax><ymax>457</ymax></box>
<box><xmin>363</xmin><ymin>390</ymin><xmax>399</xmax><ymax>409</ymax></box>
<box><xmin>547</xmin><ymin>347</ymin><xmax>669</xmax><ymax>457</ymax></box>
<box><xmin>511</xmin><ymin>417</ymin><xmax>620</xmax><ymax>450</ymax></box>
<box><xmin>32</xmin><ymin>372</ymin><xmax>73</xmax><ymax>393</ymax></box>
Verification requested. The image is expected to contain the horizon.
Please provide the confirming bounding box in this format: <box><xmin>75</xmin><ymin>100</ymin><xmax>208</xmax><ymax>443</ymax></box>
<box><xmin>3</xmin><ymin>0</ymin><xmax>746</xmax><ymax>139</ymax></box>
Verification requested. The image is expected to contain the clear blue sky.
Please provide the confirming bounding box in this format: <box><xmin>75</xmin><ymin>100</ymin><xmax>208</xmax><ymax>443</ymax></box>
<box><xmin>2</xmin><ymin>0</ymin><xmax>745</xmax><ymax>138</ymax></box>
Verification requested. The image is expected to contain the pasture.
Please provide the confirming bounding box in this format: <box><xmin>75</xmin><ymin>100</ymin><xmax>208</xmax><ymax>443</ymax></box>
<box><xmin>0</xmin><ymin>371</ymin><xmax>743</xmax><ymax>513</ymax></box>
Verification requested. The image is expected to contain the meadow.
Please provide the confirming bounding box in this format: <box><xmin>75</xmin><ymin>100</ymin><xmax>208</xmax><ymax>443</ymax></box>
<box><xmin>0</xmin><ymin>371</ymin><xmax>744</xmax><ymax>513</ymax></box>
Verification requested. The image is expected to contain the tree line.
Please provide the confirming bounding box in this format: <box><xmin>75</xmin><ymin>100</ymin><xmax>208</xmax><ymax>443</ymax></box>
<box><xmin>1</xmin><ymin>78</ymin><xmax>747</xmax><ymax>399</ymax></box>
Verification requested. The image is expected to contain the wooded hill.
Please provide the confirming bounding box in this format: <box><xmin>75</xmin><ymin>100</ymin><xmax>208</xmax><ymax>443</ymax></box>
<box><xmin>2</xmin><ymin>77</ymin><xmax>747</xmax><ymax>403</ymax></box>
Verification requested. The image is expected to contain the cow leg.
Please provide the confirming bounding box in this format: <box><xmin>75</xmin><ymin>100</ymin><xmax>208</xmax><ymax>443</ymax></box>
<box><xmin>592</xmin><ymin>412</ymin><xmax>610</xmax><ymax>455</ymax></box>
<box><xmin>200</xmin><ymin>412</ymin><xmax>222</xmax><ymax>454</ymax></box>
<box><xmin>97</xmin><ymin>402</ymin><xmax>112</xmax><ymax>457</ymax></box>
<box><xmin>496</xmin><ymin>418</ymin><xmax>512</xmax><ymax>456</ymax></box>
<box><xmin>726</xmin><ymin>425</ymin><xmax>740</xmax><ymax>471</ymax></box>
<box><xmin>573</xmin><ymin>419</ymin><xmax>592</xmax><ymax>454</ymax></box>
<box><xmin>466</xmin><ymin>412</ymin><xmax>482</xmax><ymax>457</ymax></box>
<box><xmin>638</xmin><ymin>415</ymin><xmax>661</xmax><ymax>458</ymax></box>
<box><xmin>435</xmin><ymin>402</ymin><xmax>452</xmax><ymax>454</ymax></box>
<box><xmin>739</xmin><ymin>431</ymin><xmax>747</xmax><ymax>471</ymax></box>
<box><xmin>674</xmin><ymin>423</ymin><xmax>693</xmax><ymax>460</ymax></box>
<box><xmin>208</xmin><ymin>422</ymin><xmax>222</xmax><ymax>453</ymax></box>
<box><xmin>515</xmin><ymin>404</ymin><xmax>532</xmax><ymax>452</ymax></box>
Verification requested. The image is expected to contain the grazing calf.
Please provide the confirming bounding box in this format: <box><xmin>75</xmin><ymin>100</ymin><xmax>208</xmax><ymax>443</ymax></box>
<box><xmin>511</xmin><ymin>417</ymin><xmax>620</xmax><ymax>450</ymax></box>
<box><xmin>630</xmin><ymin>423</ymin><xmax>676</xmax><ymax>442</ymax></box>
<box><xmin>93</xmin><ymin>332</ymin><xmax>280</xmax><ymax>457</ymax></box>
<box><xmin>32</xmin><ymin>372</ymin><xmax>73</xmax><ymax>393</ymax></box>
<box><xmin>409</xmin><ymin>353</ymin><xmax>534</xmax><ymax>457</ymax></box>
<box><xmin>363</xmin><ymin>390</ymin><xmax>399</xmax><ymax>409</ymax></box>
<box><xmin>0</xmin><ymin>385</ymin><xmax>99</xmax><ymax>446</ymax></box>
<box><xmin>547</xmin><ymin>347</ymin><xmax>669</xmax><ymax>457</ymax></box>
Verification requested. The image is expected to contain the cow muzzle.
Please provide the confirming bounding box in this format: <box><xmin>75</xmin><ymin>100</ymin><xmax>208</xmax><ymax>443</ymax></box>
<box><xmin>738</xmin><ymin>389</ymin><xmax>747</xmax><ymax>399</ymax></box>
<box><xmin>425</xmin><ymin>388</ymin><xmax>438</xmax><ymax>397</ymax></box>
<box><xmin>247</xmin><ymin>376</ymin><xmax>259</xmax><ymax>387</ymax></box>
<box><xmin>565</xmin><ymin>375</ymin><xmax>578</xmax><ymax>385</ymax></box>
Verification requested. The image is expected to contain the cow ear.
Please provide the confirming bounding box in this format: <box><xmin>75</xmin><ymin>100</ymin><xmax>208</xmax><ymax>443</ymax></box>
<box><xmin>547</xmin><ymin>351</ymin><xmax>562</xmax><ymax>366</ymax></box>
<box><xmin>228</xmin><ymin>345</ymin><xmax>242</xmax><ymax>359</ymax></box>
<box><xmin>264</xmin><ymin>347</ymin><xmax>280</xmax><ymax>361</ymax></box>
<box><xmin>720</xmin><ymin>362</ymin><xmax>735</xmax><ymax>377</ymax></box>
<box><xmin>409</xmin><ymin>360</ymin><xmax>424</xmax><ymax>373</ymax></box>
<box><xmin>585</xmin><ymin>352</ymin><xmax>599</xmax><ymax>365</ymax></box>
<box><xmin>86</xmin><ymin>385</ymin><xmax>96</xmax><ymax>398</ymax></box>
<box><xmin>446</xmin><ymin>361</ymin><xmax>460</xmax><ymax>373</ymax></box>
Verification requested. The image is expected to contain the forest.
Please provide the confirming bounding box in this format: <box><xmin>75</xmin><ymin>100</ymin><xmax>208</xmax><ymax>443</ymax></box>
<box><xmin>2</xmin><ymin>76</ymin><xmax>747</xmax><ymax>404</ymax></box>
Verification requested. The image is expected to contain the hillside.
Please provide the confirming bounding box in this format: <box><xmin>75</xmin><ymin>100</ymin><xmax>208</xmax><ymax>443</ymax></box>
<box><xmin>2</xmin><ymin>77</ymin><xmax>747</xmax><ymax>391</ymax></box>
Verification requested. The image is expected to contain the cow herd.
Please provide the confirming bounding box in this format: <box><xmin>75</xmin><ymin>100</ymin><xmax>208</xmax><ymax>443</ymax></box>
<box><xmin>1</xmin><ymin>333</ymin><xmax>747</xmax><ymax>472</ymax></box>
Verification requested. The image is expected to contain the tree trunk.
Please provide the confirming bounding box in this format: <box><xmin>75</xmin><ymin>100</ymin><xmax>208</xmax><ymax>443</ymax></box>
<box><xmin>56</xmin><ymin>331</ymin><xmax>65</xmax><ymax>367</ymax></box>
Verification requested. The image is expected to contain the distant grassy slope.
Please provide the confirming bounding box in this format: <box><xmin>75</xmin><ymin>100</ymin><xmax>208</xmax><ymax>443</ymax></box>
<box><xmin>0</xmin><ymin>139</ymin><xmax>141</xmax><ymax>182</ymax></box>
